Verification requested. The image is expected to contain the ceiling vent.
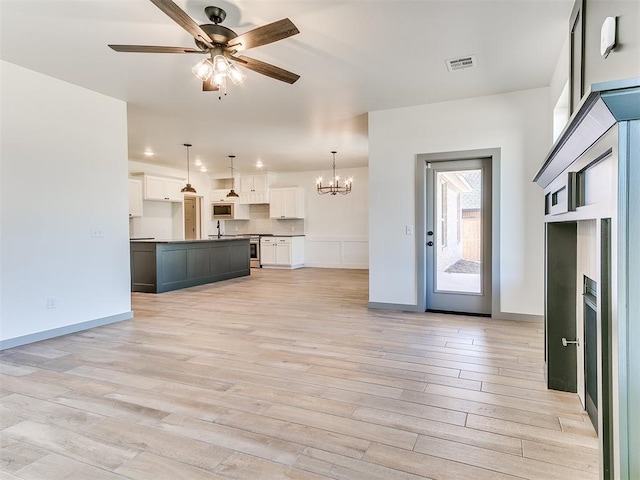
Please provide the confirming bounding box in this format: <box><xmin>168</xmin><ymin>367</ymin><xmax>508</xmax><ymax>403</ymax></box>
<box><xmin>446</xmin><ymin>55</ymin><xmax>477</xmax><ymax>72</ymax></box>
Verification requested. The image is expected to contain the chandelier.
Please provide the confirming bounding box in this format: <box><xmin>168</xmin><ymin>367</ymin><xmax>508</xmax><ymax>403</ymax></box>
<box><xmin>316</xmin><ymin>151</ymin><xmax>352</xmax><ymax>195</ymax></box>
<box><xmin>180</xmin><ymin>143</ymin><xmax>196</xmax><ymax>193</ymax></box>
<box><xmin>192</xmin><ymin>51</ymin><xmax>246</xmax><ymax>100</ymax></box>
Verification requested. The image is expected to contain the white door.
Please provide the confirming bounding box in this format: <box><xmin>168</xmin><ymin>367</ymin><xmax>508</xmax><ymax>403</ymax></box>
<box><xmin>425</xmin><ymin>158</ymin><xmax>492</xmax><ymax>315</ymax></box>
<box><xmin>184</xmin><ymin>196</ymin><xmax>197</xmax><ymax>240</ymax></box>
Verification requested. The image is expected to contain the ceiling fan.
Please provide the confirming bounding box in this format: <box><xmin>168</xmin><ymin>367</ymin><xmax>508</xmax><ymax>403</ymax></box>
<box><xmin>108</xmin><ymin>0</ymin><xmax>300</xmax><ymax>95</ymax></box>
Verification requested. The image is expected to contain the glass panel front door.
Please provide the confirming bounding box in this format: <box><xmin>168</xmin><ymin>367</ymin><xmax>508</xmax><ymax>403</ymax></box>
<box><xmin>426</xmin><ymin>158</ymin><xmax>491</xmax><ymax>315</ymax></box>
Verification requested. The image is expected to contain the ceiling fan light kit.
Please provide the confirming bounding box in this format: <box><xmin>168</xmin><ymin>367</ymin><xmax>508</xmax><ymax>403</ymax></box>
<box><xmin>316</xmin><ymin>151</ymin><xmax>352</xmax><ymax>196</ymax></box>
<box><xmin>108</xmin><ymin>1</ymin><xmax>300</xmax><ymax>99</ymax></box>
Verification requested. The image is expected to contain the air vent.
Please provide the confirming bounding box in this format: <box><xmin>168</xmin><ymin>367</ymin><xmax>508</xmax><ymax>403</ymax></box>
<box><xmin>446</xmin><ymin>55</ymin><xmax>477</xmax><ymax>72</ymax></box>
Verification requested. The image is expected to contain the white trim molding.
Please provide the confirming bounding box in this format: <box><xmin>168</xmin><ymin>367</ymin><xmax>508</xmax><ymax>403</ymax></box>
<box><xmin>304</xmin><ymin>236</ymin><xmax>368</xmax><ymax>269</ymax></box>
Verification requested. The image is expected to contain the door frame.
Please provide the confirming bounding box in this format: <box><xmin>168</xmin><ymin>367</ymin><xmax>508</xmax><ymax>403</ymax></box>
<box><xmin>415</xmin><ymin>148</ymin><xmax>502</xmax><ymax>317</ymax></box>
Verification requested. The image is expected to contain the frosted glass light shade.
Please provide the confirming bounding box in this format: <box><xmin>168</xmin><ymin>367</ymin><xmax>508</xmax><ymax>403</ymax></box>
<box><xmin>192</xmin><ymin>58</ymin><xmax>213</xmax><ymax>81</ymax></box>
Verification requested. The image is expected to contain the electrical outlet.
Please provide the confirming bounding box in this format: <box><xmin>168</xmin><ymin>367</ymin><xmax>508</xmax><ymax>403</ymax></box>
<box><xmin>406</xmin><ymin>225</ymin><xmax>414</xmax><ymax>235</ymax></box>
<box><xmin>46</xmin><ymin>297</ymin><xmax>56</xmax><ymax>309</ymax></box>
<box><xmin>91</xmin><ymin>226</ymin><xmax>104</xmax><ymax>238</ymax></box>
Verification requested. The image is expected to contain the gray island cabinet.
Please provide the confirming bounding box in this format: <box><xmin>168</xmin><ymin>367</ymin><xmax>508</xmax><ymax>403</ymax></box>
<box><xmin>130</xmin><ymin>238</ymin><xmax>250</xmax><ymax>293</ymax></box>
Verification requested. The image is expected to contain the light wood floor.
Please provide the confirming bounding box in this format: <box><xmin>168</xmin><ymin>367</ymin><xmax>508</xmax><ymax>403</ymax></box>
<box><xmin>1</xmin><ymin>268</ymin><xmax>599</xmax><ymax>479</ymax></box>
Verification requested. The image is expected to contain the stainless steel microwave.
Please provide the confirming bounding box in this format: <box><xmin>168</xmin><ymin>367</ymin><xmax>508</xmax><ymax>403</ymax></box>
<box><xmin>212</xmin><ymin>202</ymin><xmax>235</xmax><ymax>219</ymax></box>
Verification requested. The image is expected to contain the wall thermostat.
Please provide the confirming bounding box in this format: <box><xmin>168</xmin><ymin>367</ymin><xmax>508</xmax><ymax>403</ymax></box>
<box><xmin>600</xmin><ymin>16</ymin><xmax>616</xmax><ymax>58</ymax></box>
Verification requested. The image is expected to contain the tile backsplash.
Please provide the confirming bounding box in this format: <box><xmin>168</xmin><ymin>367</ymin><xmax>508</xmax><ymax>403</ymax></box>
<box><xmin>225</xmin><ymin>204</ymin><xmax>305</xmax><ymax>235</ymax></box>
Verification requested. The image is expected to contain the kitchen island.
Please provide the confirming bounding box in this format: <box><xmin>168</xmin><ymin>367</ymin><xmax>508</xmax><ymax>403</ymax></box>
<box><xmin>130</xmin><ymin>237</ymin><xmax>250</xmax><ymax>293</ymax></box>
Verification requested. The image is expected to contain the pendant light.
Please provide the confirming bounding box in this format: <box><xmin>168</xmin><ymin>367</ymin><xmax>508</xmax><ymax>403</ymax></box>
<box><xmin>180</xmin><ymin>143</ymin><xmax>197</xmax><ymax>193</ymax></box>
<box><xmin>226</xmin><ymin>155</ymin><xmax>239</xmax><ymax>198</ymax></box>
<box><xmin>316</xmin><ymin>151</ymin><xmax>352</xmax><ymax>195</ymax></box>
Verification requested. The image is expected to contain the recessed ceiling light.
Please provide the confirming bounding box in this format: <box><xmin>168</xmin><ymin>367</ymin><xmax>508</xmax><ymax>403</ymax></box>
<box><xmin>195</xmin><ymin>159</ymin><xmax>202</xmax><ymax>166</ymax></box>
<box><xmin>256</xmin><ymin>160</ymin><xmax>264</xmax><ymax>168</ymax></box>
<box><xmin>200</xmin><ymin>167</ymin><xmax>207</xmax><ymax>172</ymax></box>
<box><xmin>144</xmin><ymin>150</ymin><xmax>154</xmax><ymax>157</ymax></box>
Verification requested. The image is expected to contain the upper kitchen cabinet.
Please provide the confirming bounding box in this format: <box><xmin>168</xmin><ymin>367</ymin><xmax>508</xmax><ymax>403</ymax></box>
<box><xmin>211</xmin><ymin>189</ymin><xmax>231</xmax><ymax>202</ymax></box>
<box><xmin>128</xmin><ymin>178</ymin><xmax>143</xmax><ymax>217</ymax></box>
<box><xmin>269</xmin><ymin>186</ymin><xmax>305</xmax><ymax>219</ymax></box>
<box><xmin>240</xmin><ymin>173</ymin><xmax>275</xmax><ymax>204</ymax></box>
<box><xmin>135</xmin><ymin>174</ymin><xmax>185</xmax><ymax>202</ymax></box>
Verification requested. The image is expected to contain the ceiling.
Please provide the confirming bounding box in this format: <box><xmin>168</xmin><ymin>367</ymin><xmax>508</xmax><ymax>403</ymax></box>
<box><xmin>0</xmin><ymin>0</ymin><xmax>572</xmax><ymax>175</ymax></box>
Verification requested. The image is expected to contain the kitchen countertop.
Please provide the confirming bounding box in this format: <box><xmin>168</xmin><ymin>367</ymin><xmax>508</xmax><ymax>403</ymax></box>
<box><xmin>130</xmin><ymin>237</ymin><xmax>249</xmax><ymax>243</ymax></box>
<box><xmin>226</xmin><ymin>233</ymin><xmax>306</xmax><ymax>237</ymax></box>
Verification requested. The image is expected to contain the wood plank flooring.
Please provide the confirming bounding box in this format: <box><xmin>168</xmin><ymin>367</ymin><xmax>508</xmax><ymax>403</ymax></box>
<box><xmin>0</xmin><ymin>268</ymin><xmax>599</xmax><ymax>479</ymax></box>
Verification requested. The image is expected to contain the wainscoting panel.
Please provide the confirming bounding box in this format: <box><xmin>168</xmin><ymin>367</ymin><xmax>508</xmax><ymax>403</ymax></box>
<box><xmin>304</xmin><ymin>236</ymin><xmax>368</xmax><ymax>269</ymax></box>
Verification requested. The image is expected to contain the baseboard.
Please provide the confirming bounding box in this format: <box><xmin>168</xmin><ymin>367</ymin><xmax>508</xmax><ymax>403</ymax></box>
<box><xmin>0</xmin><ymin>311</ymin><xmax>133</xmax><ymax>350</ymax></box>
<box><xmin>367</xmin><ymin>302</ymin><xmax>422</xmax><ymax>312</ymax></box>
<box><xmin>368</xmin><ymin>301</ymin><xmax>543</xmax><ymax>322</ymax></box>
<box><xmin>305</xmin><ymin>262</ymin><xmax>369</xmax><ymax>269</ymax></box>
<box><xmin>492</xmin><ymin>311</ymin><xmax>544</xmax><ymax>322</ymax></box>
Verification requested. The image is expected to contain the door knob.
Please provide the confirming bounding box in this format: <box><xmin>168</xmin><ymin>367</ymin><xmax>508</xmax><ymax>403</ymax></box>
<box><xmin>427</xmin><ymin>231</ymin><xmax>434</xmax><ymax>236</ymax></box>
<box><xmin>426</xmin><ymin>241</ymin><xmax>434</xmax><ymax>247</ymax></box>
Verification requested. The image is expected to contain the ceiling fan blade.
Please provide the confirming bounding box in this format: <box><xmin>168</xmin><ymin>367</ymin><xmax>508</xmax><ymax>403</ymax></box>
<box><xmin>228</xmin><ymin>18</ymin><xmax>299</xmax><ymax>52</ymax></box>
<box><xmin>148</xmin><ymin>0</ymin><xmax>214</xmax><ymax>48</ymax></box>
<box><xmin>202</xmin><ymin>79</ymin><xmax>219</xmax><ymax>92</ymax></box>
<box><xmin>109</xmin><ymin>45</ymin><xmax>205</xmax><ymax>54</ymax></box>
<box><xmin>232</xmin><ymin>55</ymin><xmax>300</xmax><ymax>84</ymax></box>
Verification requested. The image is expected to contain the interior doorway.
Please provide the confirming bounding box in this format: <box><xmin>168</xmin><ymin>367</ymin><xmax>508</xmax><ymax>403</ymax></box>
<box><xmin>183</xmin><ymin>196</ymin><xmax>202</xmax><ymax>240</ymax></box>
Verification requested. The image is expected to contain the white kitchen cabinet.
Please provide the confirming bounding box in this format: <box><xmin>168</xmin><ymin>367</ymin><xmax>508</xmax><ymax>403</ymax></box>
<box><xmin>240</xmin><ymin>173</ymin><xmax>275</xmax><ymax>204</ymax></box>
<box><xmin>210</xmin><ymin>189</ymin><xmax>231</xmax><ymax>202</ymax></box>
<box><xmin>128</xmin><ymin>178</ymin><xmax>143</xmax><ymax>218</ymax></box>
<box><xmin>137</xmin><ymin>174</ymin><xmax>185</xmax><ymax>202</ymax></box>
<box><xmin>269</xmin><ymin>187</ymin><xmax>305</xmax><ymax>219</ymax></box>
<box><xmin>260</xmin><ymin>236</ymin><xmax>305</xmax><ymax>269</ymax></box>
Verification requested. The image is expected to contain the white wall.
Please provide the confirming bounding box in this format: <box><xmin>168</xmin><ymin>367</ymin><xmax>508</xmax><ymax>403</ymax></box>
<box><xmin>1</xmin><ymin>61</ymin><xmax>132</xmax><ymax>347</ymax></box>
<box><xmin>273</xmin><ymin>168</ymin><xmax>369</xmax><ymax>268</ymax></box>
<box><xmin>369</xmin><ymin>88</ymin><xmax>550</xmax><ymax>316</ymax></box>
